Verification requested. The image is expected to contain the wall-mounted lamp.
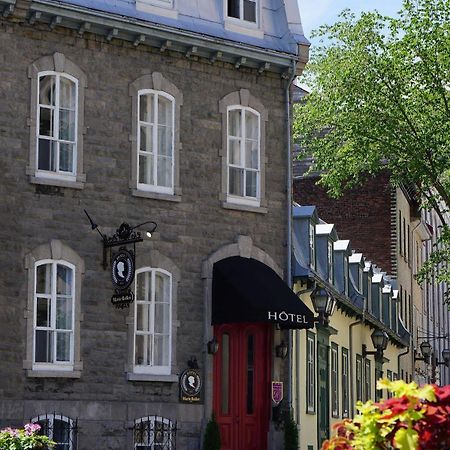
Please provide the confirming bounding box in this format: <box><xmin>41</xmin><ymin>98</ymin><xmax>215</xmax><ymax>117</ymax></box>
<box><xmin>310</xmin><ymin>285</ymin><xmax>336</xmax><ymax>326</ymax></box>
<box><xmin>207</xmin><ymin>336</ymin><xmax>219</xmax><ymax>355</ymax></box>
<box><xmin>414</xmin><ymin>341</ymin><xmax>432</xmax><ymax>364</ymax></box>
<box><xmin>436</xmin><ymin>348</ymin><xmax>450</xmax><ymax>367</ymax></box>
<box><xmin>275</xmin><ymin>341</ymin><xmax>288</xmax><ymax>359</ymax></box>
<box><xmin>362</xmin><ymin>329</ymin><xmax>389</xmax><ymax>362</ymax></box>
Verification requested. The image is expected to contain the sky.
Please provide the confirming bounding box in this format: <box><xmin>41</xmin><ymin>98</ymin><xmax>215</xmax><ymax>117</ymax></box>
<box><xmin>299</xmin><ymin>0</ymin><xmax>404</xmax><ymax>45</ymax></box>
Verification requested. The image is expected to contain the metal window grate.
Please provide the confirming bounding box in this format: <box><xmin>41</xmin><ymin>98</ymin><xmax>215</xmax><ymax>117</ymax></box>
<box><xmin>31</xmin><ymin>413</ymin><xmax>78</xmax><ymax>450</ymax></box>
<box><xmin>133</xmin><ymin>415</ymin><xmax>177</xmax><ymax>449</ymax></box>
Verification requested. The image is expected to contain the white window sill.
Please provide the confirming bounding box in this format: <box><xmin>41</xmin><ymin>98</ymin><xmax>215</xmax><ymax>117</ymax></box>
<box><xmin>222</xmin><ymin>201</ymin><xmax>267</xmax><ymax>214</ymax></box>
<box><xmin>26</xmin><ymin>369</ymin><xmax>81</xmax><ymax>378</ymax></box>
<box><xmin>29</xmin><ymin>174</ymin><xmax>85</xmax><ymax>190</ymax></box>
<box><xmin>127</xmin><ymin>372</ymin><xmax>179</xmax><ymax>382</ymax></box>
<box><xmin>132</xmin><ymin>189</ymin><xmax>181</xmax><ymax>202</ymax></box>
<box><xmin>224</xmin><ymin>18</ymin><xmax>264</xmax><ymax>39</ymax></box>
<box><xmin>136</xmin><ymin>1</ymin><xmax>178</xmax><ymax>19</ymax></box>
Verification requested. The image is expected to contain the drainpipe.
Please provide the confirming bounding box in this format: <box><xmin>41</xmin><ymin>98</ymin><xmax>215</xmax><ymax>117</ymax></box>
<box><xmin>286</xmin><ymin>59</ymin><xmax>297</xmax><ymax>410</ymax></box>
<box><xmin>348</xmin><ymin>318</ymin><xmax>361</xmax><ymax>418</ymax></box>
<box><xmin>398</xmin><ymin>347</ymin><xmax>410</xmax><ymax>379</ymax></box>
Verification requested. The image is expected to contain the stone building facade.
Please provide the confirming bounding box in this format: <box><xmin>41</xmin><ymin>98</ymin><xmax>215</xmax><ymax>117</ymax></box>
<box><xmin>0</xmin><ymin>1</ymin><xmax>311</xmax><ymax>449</ymax></box>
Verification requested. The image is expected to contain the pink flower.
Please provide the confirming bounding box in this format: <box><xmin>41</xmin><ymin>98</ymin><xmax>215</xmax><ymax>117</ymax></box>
<box><xmin>1</xmin><ymin>427</ymin><xmax>19</xmax><ymax>437</ymax></box>
<box><xmin>24</xmin><ymin>423</ymin><xmax>41</xmax><ymax>435</ymax></box>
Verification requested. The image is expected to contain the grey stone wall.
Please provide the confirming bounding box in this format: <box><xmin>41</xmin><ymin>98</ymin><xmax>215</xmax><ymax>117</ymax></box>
<box><xmin>0</xmin><ymin>17</ymin><xmax>289</xmax><ymax>450</ymax></box>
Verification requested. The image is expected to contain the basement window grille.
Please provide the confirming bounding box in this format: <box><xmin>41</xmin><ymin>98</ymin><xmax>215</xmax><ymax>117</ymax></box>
<box><xmin>31</xmin><ymin>413</ymin><xmax>78</xmax><ymax>450</ymax></box>
<box><xmin>134</xmin><ymin>416</ymin><xmax>177</xmax><ymax>449</ymax></box>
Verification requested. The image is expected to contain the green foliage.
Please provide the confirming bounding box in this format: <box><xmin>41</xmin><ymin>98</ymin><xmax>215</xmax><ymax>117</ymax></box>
<box><xmin>294</xmin><ymin>0</ymin><xmax>450</xmax><ymax>291</ymax></box>
<box><xmin>202</xmin><ymin>415</ymin><xmax>221</xmax><ymax>450</ymax></box>
<box><xmin>322</xmin><ymin>379</ymin><xmax>450</xmax><ymax>450</ymax></box>
<box><xmin>283</xmin><ymin>411</ymin><xmax>299</xmax><ymax>450</ymax></box>
<box><xmin>0</xmin><ymin>423</ymin><xmax>55</xmax><ymax>450</ymax></box>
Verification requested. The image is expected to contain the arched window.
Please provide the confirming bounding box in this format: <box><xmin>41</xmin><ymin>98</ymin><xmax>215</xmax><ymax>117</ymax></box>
<box><xmin>28</xmin><ymin>53</ymin><xmax>86</xmax><ymax>189</ymax></box>
<box><xmin>134</xmin><ymin>268</ymin><xmax>172</xmax><ymax>375</ymax></box>
<box><xmin>24</xmin><ymin>240</ymin><xmax>84</xmax><ymax>378</ymax></box>
<box><xmin>134</xmin><ymin>416</ymin><xmax>176</xmax><ymax>449</ymax></box>
<box><xmin>37</xmin><ymin>72</ymin><xmax>77</xmax><ymax>176</ymax></box>
<box><xmin>32</xmin><ymin>414</ymin><xmax>77</xmax><ymax>450</ymax></box>
<box><xmin>137</xmin><ymin>90</ymin><xmax>175</xmax><ymax>193</ymax></box>
<box><xmin>227</xmin><ymin>106</ymin><xmax>260</xmax><ymax>205</ymax></box>
<box><xmin>34</xmin><ymin>260</ymin><xmax>75</xmax><ymax>368</ymax></box>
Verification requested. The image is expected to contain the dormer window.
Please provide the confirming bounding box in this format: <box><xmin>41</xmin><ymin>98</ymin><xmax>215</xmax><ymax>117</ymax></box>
<box><xmin>344</xmin><ymin>256</ymin><xmax>349</xmax><ymax>296</ymax></box>
<box><xmin>228</xmin><ymin>0</ymin><xmax>257</xmax><ymax>23</ymax></box>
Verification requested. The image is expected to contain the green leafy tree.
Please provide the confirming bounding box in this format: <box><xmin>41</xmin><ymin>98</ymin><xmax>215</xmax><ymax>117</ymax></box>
<box><xmin>294</xmin><ymin>0</ymin><xmax>450</xmax><ymax>297</ymax></box>
<box><xmin>202</xmin><ymin>415</ymin><xmax>220</xmax><ymax>450</ymax></box>
<box><xmin>284</xmin><ymin>411</ymin><xmax>299</xmax><ymax>450</ymax></box>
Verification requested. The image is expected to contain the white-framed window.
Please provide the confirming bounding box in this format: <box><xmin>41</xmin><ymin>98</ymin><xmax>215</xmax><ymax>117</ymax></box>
<box><xmin>227</xmin><ymin>106</ymin><xmax>260</xmax><ymax>206</ymax></box>
<box><xmin>32</xmin><ymin>414</ymin><xmax>76</xmax><ymax>450</ymax></box>
<box><xmin>227</xmin><ymin>0</ymin><xmax>257</xmax><ymax>23</ymax></box>
<box><xmin>134</xmin><ymin>268</ymin><xmax>172</xmax><ymax>375</ymax></box>
<box><xmin>33</xmin><ymin>260</ymin><xmax>74</xmax><ymax>370</ymax></box>
<box><xmin>306</xmin><ymin>331</ymin><xmax>316</xmax><ymax>413</ymax></box>
<box><xmin>37</xmin><ymin>72</ymin><xmax>78</xmax><ymax>179</ymax></box>
<box><xmin>137</xmin><ymin>90</ymin><xmax>175</xmax><ymax>194</ymax></box>
<box><xmin>327</xmin><ymin>240</ymin><xmax>334</xmax><ymax>283</ymax></box>
<box><xmin>134</xmin><ymin>416</ymin><xmax>176</xmax><ymax>449</ymax></box>
<box><xmin>342</xmin><ymin>348</ymin><xmax>349</xmax><ymax>418</ymax></box>
<box><xmin>364</xmin><ymin>358</ymin><xmax>372</xmax><ymax>401</ymax></box>
<box><xmin>331</xmin><ymin>343</ymin><xmax>339</xmax><ymax>417</ymax></box>
<box><xmin>344</xmin><ymin>256</ymin><xmax>349</xmax><ymax>296</ymax></box>
<box><xmin>309</xmin><ymin>222</ymin><xmax>316</xmax><ymax>269</ymax></box>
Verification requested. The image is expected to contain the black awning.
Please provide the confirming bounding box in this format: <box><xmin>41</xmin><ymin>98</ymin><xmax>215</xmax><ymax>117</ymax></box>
<box><xmin>212</xmin><ymin>256</ymin><xmax>315</xmax><ymax>329</ymax></box>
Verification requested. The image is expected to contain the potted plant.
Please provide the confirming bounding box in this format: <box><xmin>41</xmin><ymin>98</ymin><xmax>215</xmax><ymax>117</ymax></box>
<box><xmin>0</xmin><ymin>423</ymin><xmax>55</xmax><ymax>449</ymax></box>
<box><xmin>322</xmin><ymin>379</ymin><xmax>450</xmax><ymax>450</ymax></box>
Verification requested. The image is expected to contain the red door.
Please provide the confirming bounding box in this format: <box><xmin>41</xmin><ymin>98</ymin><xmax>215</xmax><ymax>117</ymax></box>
<box><xmin>213</xmin><ymin>323</ymin><xmax>271</xmax><ymax>450</ymax></box>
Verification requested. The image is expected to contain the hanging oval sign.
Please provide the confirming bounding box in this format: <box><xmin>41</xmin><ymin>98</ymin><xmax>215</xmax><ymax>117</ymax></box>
<box><xmin>111</xmin><ymin>249</ymin><xmax>135</xmax><ymax>290</ymax></box>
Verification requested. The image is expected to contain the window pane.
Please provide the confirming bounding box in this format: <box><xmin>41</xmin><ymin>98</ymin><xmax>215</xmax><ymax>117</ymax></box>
<box><xmin>59</xmin><ymin>77</ymin><xmax>76</xmax><ymax>110</ymax></box>
<box><xmin>136</xmin><ymin>303</ymin><xmax>151</xmax><ymax>332</ymax></box>
<box><xmin>245</xmin><ymin>170</ymin><xmax>257</xmax><ymax>197</ymax></box>
<box><xmin>245</xmin><ymin>111</ymin><xmax>258</xmax><ymax>139</ymax></box>
<box><xmin>229</xmin><ymin>109</ymin><xmax>241</xmax><ymax>137</ymax></box>
<box><xmin>158</xmin><ymin>96</ymin><xmax>172</xmax><ymax>126</ymax></box>
<box><xmin>140</xmin><ymin>125</ymin><xmax>153</xmax><ymax>153</ymax></box>
<box><xmin>229</xmin><ymin>139</ymin><xmax>241</xmax><ymax>165</ymax></box>
<box><xmin>38</xmin><ymin>139</ymin><xmax>57</xmax><ymax>171</ymax></box>
<box><xmin>139</xmin><ymin>154</ymin><xmax>154</xmax><ymax>185</ymax></box>
<box><xmin>39</xmin><ymin>75</ymin><xmax>56</xmax><ymax>106</ymax></box>
<box><xmin>153</xmin><ymin>334</ymin><xmax>169</xmax><ymax>366</ymax></box>
<box><xmin>245</xmin><ymin>140</ymin><xmax>258</xmax><ymax>169</ymax></box>
<box><xmin>157</xmin><ymin>125</ymin><xmax>172</xmax><ymax>157</ymax></box>
<box><xmin>154</xmin><ymin>303</ymin><xmax>170</xmax><ymax>334</ymax></box>
<box><xmin>157</xmin><ymin>156</ymin><xmax>172</xmax><ymax>187</ymax></box>
<box><xmin>39</xmin><ymin>107</ymin><xmax>54</xmax><ymax>137</ymax></box>
<box><xmin>59</xmin><ymin>143</ymin><xmax>74</xmax><ymax>173</ymax></box>
<box><xmin>56</xmin><ymin>296</ymin><xmax>72</xmax><ymax>330</ymax></box>
<box><xmin>136</xmin><ymin>271</ymin><xmax>148</xmax><ymax>301</ymax></box>
<box><xmin>140</xmin><ymin>94</ymin><xmax>153</xmax><ymax>123</ymax></box>
<box><xmin>56</xmin><ymin>332</ymin><xmax>71</xmax><ymax>361</ymax></box>
<box><xmin>36</xmin><ymin>297</ymin><xmax>51</xmax><ymax>327</ymax></box>
<box><xmin>36</xmin><ymin>264</ymin><xmax>51</xmax><ymax>294</ymax></box>
<box><xmin>57</xmin><ymin>265</ymin><xmax>72</xmax><ymax>295</ymax></box>
<box><xmin>155</xmin><ymin>273</ymin><xmax>169</xmax><ymax>303</ymax></box>
<box><xmin>243</xmin><ymin>0</ymin><xmax>256</xmax><ymax>22</ymax></box>
<box><xmin>135</xmin><ymin>334</ymin><xmax>151</xmax><ymax>365</ymax></box>
<box><xmin>221</xmin><ymin>334</ymin><xmax>230</xmax><ymax>415</ymax></box>
<box><xmin>53</xmin><ymin>419</ymin><xmax>70</xmax><ymax>450</ymax></box>
<box><xmin>228</xmin><ymin>0</ymin><xmax>239</xmax><ymax>18</ymax></box>
<box><xmin>229</xmin><ymin>167</ymin><xmax>243</xmax><ymax>196</ymax></box>
<box><xmin>59</xmin><ymin>109</ymin><xmax>76</xmax><ymax>141</ymax></box>
<box><xmin>35</xmin><ymin>330</ymin><xmax>52</xmax><ymax>362</ymax></box>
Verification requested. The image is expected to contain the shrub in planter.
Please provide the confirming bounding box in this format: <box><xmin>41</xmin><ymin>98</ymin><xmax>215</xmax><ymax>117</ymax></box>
<box><xmin>284</xmin><ymin>411</ymin><xmax>299</xmax><ymax>450</ymax></box>
<box><xmin>322</xmin><ymin>379</ymin><xmax>450</xmax><ymax>450</ymax></box>
<box><xmin>0</xmin><ymin>423</ymin><xmax>55</xmax><ymax>450</ymax></box>
<box><xmin>202</xmin><ymin>414</ymin><xmax>221</xmax><ymax>450</ymax></box>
